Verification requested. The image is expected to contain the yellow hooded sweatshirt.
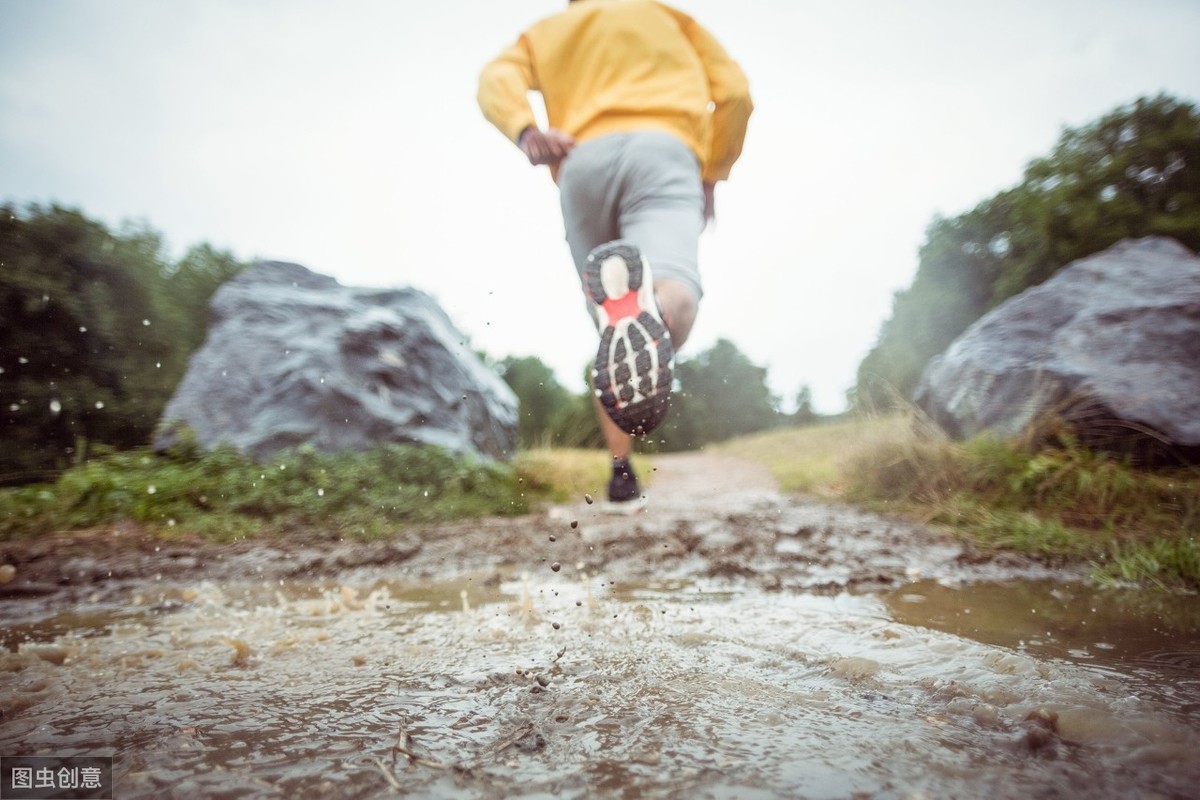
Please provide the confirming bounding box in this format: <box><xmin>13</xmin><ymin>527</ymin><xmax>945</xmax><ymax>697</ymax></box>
<box><xmin>477</xmin><ymin>0</ymin><xmax>752</xmax><ymax>184</ymax></box>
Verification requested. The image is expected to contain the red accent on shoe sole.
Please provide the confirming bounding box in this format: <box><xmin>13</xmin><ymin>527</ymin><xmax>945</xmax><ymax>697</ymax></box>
<box><xmin>601</xmin><ymin>291</ymin><xmax>642</xmax><ymax>324</ymax></box>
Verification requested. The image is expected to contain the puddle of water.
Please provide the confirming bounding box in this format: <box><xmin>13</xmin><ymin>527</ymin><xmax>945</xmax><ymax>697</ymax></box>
<box><xmin>883</xmin><ymin>578</ymin><xmax>1200</xmax><ymax>719</ymax></box>
<box><xmin>1</xmin><ymin>572</ymin><xmax>1198</xmax><ymax>799</ymax></box>
<box><xmin>0</xmin><ymin>606</ymin><xmax>147</xmax><ymax>652</ymax></box>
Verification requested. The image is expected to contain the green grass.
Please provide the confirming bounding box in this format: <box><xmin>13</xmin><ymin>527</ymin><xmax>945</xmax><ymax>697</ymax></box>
<box><xmin>8</xmin><ymin>420</ymin><xmax>1196</xmax><ymax>590</ymax></box>
<box><xmin>0</xmin><ymin>443</ymin><xmax>654</xmax><ymax>544</ymax></box>
<box><xmin>0</xmin><ymin>443</ymin><xmax>543</xmax><ymax>542</ymax></box>
<box><xmin>721</xmin><ymin>414</ymin><xmax>1200</xmax><ymax>590</ymax></box>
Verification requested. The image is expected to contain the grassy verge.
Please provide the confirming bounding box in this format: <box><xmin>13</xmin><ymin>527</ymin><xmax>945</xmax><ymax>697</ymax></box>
<box><xmin>0</xmin><ymin>444</ymin><xmax>545</xmax><ymax>542</ymax></box>
<box><xmin>719</xmin><ymin>414</ymin><xmax>1200</xmax><ymax>590</ymax></box>
<box><xmin>718</xmin><ymin>415</ymin><xmax>911</xmax><ymax>498</ymax></box>
<box><xmin>513</xmin><ymin>448</ymin><xmax>650</xmax><ymax>503</ymax></box>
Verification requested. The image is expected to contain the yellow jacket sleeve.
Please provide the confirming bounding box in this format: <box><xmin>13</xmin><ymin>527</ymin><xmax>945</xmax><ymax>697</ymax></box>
<box><xmin>661</xmin><ymin>5</ymin><xmax>754</xmax><ymax>182</ymax></box>
<box><xmin>479</xmin><ymin>1</ymin><xmax>752</xmax><ymax>182</ymax></box>
<box><xmin>477</xmin><ymin>36</ymin><xmax>540</xmax><ymax>144</ymax></box>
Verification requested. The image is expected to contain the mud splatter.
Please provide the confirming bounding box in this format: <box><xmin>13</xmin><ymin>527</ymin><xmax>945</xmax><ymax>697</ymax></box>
<box><xmin>0</xmin><ymin>453</ymin><xmax>1196</xmax><ymax>798</ymax></box>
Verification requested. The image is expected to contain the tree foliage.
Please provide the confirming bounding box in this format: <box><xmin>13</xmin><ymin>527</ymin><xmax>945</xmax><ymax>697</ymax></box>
<box><xmin>499</xmin><ymin>356</ymin><xmax>604</xmax><ymax>449</ymax></box>
<box><xmin>2</xmin><ymin>203</ymin><xmax>800</xmax><ymax>479</ymax></box>
<box><xmin>501</xmin><ymin>339</ymin><xmax>788</xmax><ymax>453</ymax></box>
<box><xmin>0</xmin><ymin>204</ymin><xmax>247</xmax><ymax>480</ymax></box>
<box><xmin>856</xmin><ymin>94</ymin><xmax>1200</xmax><ymax>409</ymax></box>
<box><xmin>790</xmin><ymin>384</ymin><xmax>819</xmax><ymax>427</ymax></box>
<box><xmin>648</xmin><ymin>337</ymin><xmax>783</xmax><ymax>451</ymax></box>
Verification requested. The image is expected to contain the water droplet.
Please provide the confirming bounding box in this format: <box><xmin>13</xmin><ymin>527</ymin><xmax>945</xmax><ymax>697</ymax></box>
<box><xmin>584</xmin><ymin>494</ymin><xmax>593</xmax><ymax>505</ymax></box>
<box><xmin>551</xmin><ymin>562</ymin><xmax>561</xmax><ymax>572</ymax></box>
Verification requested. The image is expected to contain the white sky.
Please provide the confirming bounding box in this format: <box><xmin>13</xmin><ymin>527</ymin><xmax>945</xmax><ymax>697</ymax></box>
<box><xmin>2</xmin><ymin>0</ymin><xmax>1198</xmax><ymax>414</ymax></box>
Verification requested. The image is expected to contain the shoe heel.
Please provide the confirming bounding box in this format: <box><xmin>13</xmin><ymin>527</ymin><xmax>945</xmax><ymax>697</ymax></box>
<box><xmin>584</xmin><ymin>241</ymin><xmax>643</xmax><ymax>304</ymax></box>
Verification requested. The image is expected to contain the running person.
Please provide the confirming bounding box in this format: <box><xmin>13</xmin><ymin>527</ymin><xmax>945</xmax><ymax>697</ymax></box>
<box><xmin>478</xmin><ymin>0</ymin><xmax>752</xmax><ymax>503</ymax></box>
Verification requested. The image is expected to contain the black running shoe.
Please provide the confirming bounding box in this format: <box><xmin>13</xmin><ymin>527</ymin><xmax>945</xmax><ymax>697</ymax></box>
<box><xmin>608</xmin><ymin>457</ymin><xmax>641</xmax><ymax>503</ymax></box>
<box><xmin>584</xmin><ymin>241</ymin><xmax>674</xmax><ymax>436</ymax></box>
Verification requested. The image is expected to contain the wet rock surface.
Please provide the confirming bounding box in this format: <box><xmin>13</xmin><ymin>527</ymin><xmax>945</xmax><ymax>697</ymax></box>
<box><xmin>154</xmin><ymin>260</ymin><xmax>519</xmax><ymax>461</ymax></box>
<box><xmin>915</xmin><ymin>237</ymin><xmax>1200</xmax><ymax>460</ymax></box>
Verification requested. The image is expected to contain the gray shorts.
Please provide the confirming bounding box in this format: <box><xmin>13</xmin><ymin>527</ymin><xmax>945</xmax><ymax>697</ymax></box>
<box><xmin>558</xmin><ymin>131</ymin><xmax>704</xmax><ymax>307</ymax></box>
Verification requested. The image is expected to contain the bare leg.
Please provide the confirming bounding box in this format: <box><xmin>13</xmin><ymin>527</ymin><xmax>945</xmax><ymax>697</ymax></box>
<box><xmin>597</xmin><ymin>394</ymin><xmax>634</xmax><ymax>460</ymax></box>
<box><xmin>653</xmin><ymin>278</ymin><xmax>698</xmax><ymax>349</ymax></box>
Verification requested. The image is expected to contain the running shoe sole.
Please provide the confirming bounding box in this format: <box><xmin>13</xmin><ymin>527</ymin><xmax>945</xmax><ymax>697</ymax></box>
<box><xmin>584</xmin><ymin>241</ymin><xmax>674</xmax><ymax>436</ymax></box>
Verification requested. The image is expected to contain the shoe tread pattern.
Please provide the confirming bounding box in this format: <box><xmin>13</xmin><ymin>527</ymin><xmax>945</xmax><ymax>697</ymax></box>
<box><xmin>586</xmin><ymin>242</ymin><xmax>674</xmax><ymax>436</ymax></box>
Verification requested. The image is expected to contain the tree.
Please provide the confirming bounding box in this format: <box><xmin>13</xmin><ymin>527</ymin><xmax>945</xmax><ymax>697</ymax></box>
<box><xmin>496</xmin><ymin>356</ymin><xmax>605</xmax><ymax>449</ymax></box>
<box><xmin>1</xmin><ymin>205</ymin><xmax>168</xmax><ymax>476</ymax></box>
<box><xmin>0</xmin><ymin>204</ymin><xmax>246</xmax><ymax>480</ymax></box>
<box><xmin>164</xmin><ymin>243</ymin><xmax>245</xmax><ymax>356</ymax></box>
<box><xmin>649</xmin><ymin>338</ymin><xmax>782</xmax><ymax>451</ymax></box>
<box><xmin>856</xmin><ymin>94</ymin><xmax>1200</xmax><ymax>410</ymax></box>
<box><xmin>997</xmin><ymin>94</ymin><xmax>1200</xmax><ymax>299</ymax></box>
<box><xmin>790</xmin><ymin>384</ymin><xmax>819</xmax><ymax>426</ymax></box>
<box><xmin>498</xmin><ymin>340</ymin><xmax>783</xmax><ymax>452</ymax></box>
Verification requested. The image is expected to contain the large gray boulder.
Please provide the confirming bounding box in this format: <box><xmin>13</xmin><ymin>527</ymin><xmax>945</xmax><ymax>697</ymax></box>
<box><xmin>156</xmin><ymin>261</ymin><xmax>518</xmax><ymax>461</ymax></box>
<box><xmin>914</xmin><ymin>237</ymin><xmax>1200</xmax><ymax>460</ymax></box>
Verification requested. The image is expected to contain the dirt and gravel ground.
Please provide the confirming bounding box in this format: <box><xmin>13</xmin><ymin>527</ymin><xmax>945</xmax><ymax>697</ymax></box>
<box><xmin>5</xmin><ymin>453</ymin><xmax>1199</xmax><ymax>799</ymax></box>
<box><xmin>0</xmin><ymin>452</ymin><xmax>1077</xmax><ymax>604</ymax></box>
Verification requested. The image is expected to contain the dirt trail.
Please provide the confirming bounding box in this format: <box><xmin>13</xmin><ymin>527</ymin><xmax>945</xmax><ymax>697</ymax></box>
<box><xmin>3</xmin><ymin>452</ymin><xmax>1198</xmax><ymax>800</ymax></box>
<box><xmin>0</xmin><ymin>451</ymin><xmax>1075</xmax><ymax>607</ymax></box>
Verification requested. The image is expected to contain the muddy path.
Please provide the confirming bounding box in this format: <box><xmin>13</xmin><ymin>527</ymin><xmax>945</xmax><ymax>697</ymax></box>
<box><xmin>0</xmin><ymin>453</ymin><xmax>1068</xmax><ymax>601</ymax></box>
<box><xmin>2</xmin><ymin>453</ymin><xmax>1199</xmax><ymax>799</ymax></box>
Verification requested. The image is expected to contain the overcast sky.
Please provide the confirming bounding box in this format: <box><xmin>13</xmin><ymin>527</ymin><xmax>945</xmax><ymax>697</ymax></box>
<box><xmin>3</xmin><ymin>0</ymin><xmax>1198</xmax><ymax>413</ymax></box>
